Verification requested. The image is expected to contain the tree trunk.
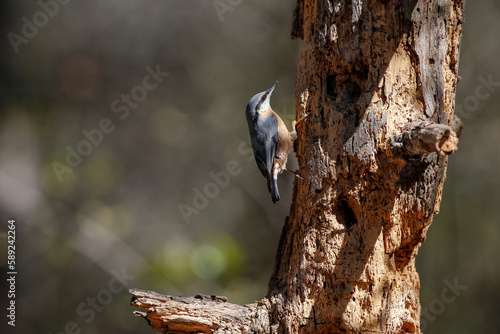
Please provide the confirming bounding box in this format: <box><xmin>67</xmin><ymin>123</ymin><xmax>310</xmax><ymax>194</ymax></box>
<box><xmin>130</xmin><ymin>1</ymin><xmax>464</xmax><ymax>333</ymax></box>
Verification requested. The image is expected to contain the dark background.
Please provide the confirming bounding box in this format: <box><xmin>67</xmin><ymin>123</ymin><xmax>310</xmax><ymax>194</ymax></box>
<box><xmin>0</xmin><ymin>1</ymin><xmax>498</xmax><ymax>333</ymax></box>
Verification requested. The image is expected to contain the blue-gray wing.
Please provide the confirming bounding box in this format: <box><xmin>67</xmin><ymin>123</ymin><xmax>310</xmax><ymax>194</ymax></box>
<box><xmin>250</xmin><ymin>114</ymin><xmax>279</xmax><ymax>181</ymax></box>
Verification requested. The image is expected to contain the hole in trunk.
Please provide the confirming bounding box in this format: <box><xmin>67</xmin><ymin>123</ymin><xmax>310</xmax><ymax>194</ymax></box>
<box><xmin>326</xmin><ymin>74</ymin><xmax>337</xmax><ymax>98</ymax></box>
<box><xmin>335</xmin><ymin>199</ymin><xmax>357</xmax><ymax>228</ymax></box>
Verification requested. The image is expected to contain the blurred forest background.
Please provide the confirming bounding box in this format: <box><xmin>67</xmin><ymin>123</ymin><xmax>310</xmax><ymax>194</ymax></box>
<box><xmin>0</xmin><ymin>1</ymin><xmax>498</xmax><ymax>333</ymax></box>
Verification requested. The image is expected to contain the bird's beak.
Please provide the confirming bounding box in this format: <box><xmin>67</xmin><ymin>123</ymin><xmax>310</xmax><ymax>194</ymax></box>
<box><xmin>267</xmin><ymin>81</ymin><xmax>278</xmax><ymax>95</ymax></box>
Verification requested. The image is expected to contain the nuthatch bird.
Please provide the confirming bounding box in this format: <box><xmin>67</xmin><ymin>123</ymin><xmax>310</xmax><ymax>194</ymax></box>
<box><xmin>245</xmin><ymin>82</ymin><xmax>306</xmax><ymax>203</ymax></box>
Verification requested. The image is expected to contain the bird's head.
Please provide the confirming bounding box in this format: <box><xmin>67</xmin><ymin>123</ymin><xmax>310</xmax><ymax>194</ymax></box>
<box><xmin>246</xmin><ymin>81</ymin><xmax>277</xmax><ymax>117</ymax></box>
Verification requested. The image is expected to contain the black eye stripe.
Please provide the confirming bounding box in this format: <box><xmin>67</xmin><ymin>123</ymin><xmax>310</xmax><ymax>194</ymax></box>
<box><xmin>256</xmin><ymin>91</ymin><xmax>269</xmax><ymax>112</ymax></box>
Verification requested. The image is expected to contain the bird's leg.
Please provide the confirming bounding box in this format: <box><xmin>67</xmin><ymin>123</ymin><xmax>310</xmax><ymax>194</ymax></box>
<box><xmin>285</xmin><ymin>168</ymin><xmax>304</xmax><ymax>179</ymax></box>
<box><xmin>294</xmin><ymin>114</ymin><xmax>309</xmax><ymax>127</ymax></box>
<box><xmin>290</xmin><ymin>114</ymin><xmax>309</xmax><ymax>139</ymax></box>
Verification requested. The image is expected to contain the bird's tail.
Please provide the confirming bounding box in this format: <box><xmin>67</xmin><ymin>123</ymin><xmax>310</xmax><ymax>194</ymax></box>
<box><xmin>270</xmin><ymin>177</ymin><xmax>280</xmax><ymax>203</ymax></box>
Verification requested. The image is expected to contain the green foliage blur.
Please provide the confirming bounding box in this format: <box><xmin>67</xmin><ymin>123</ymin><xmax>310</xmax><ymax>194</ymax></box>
<box><xmin>0</xmin><ymin>1</ymin><xmax>498</xmax><ymax>333</ymax></box>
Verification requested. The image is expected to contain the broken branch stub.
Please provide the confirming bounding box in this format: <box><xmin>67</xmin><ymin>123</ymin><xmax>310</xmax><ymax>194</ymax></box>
<box><xmin>129</xmin><ymin>288</ymin><xmax>269</xmax><ymax>333</ymax></box>
<box><xmin>391</xmin><ymin>118</ymin><xmax>461</xmax><ymax>156</ymax></box>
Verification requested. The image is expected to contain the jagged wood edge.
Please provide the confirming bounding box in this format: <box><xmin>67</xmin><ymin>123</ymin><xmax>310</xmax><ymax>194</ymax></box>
<box><xmin>390</xmin><ymin>116</ymin><xmax>462</xmax><ymax>156</ymax></box>
<box><xmin>130</xmin><ymin>288</ymin><xmax>271</xmax><ymax>333</ymax></box>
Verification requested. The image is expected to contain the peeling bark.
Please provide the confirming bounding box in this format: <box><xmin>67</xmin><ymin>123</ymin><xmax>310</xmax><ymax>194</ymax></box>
<box><xmin>130</xmin><ymin>1</ymin><xmax>464</xmax><ymax>333</ymax></box>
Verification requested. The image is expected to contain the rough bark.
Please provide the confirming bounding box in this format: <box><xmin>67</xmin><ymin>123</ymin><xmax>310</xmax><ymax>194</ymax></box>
<box><xmin>130</xmin><ymin>1</ymin><xmax>464</xmax><ymax>333</ymax></box>
<box><xmin>390</xmin><ymin>117</ymin><xmax>461</xmax><ymax>156</ymax></box>
<box><xmin>130</xmin><ymin>289</ymin><xmax>267</xmax><ymax>333</ymax></box>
